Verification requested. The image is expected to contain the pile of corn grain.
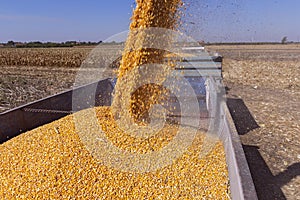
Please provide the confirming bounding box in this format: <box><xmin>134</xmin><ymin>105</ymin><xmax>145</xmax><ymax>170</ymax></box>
<box><xmin>0</xmin><ymin>0</ymin><xmax>230</xmax><ymax>199</ymax></box>
<box><xmin>0</xmin><ymin>107</ymin><xmax>229</xmax><ymax>199</ymax></box>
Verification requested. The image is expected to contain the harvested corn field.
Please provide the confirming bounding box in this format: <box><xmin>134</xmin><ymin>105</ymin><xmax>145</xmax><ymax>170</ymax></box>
<box><xmin>206</xmin><ymin>44</ymin><xmax>300</xmax><ymax>199</ymax></box>
<box><xmin>0</xmin><ymin>106</ymin><xmax>230</xmax><ymax>199</ymax></box>
<box><xmin>0</xmin><ymin>45</ymin><xmax>122</xmax><ymax>112</ymax></box>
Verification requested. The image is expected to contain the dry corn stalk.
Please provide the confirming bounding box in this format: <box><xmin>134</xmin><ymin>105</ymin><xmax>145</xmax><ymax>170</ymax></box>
<box><xmin>0</xmin><ymin>48</ymin><xmax>90</xmax><ymax>68</ymax></box>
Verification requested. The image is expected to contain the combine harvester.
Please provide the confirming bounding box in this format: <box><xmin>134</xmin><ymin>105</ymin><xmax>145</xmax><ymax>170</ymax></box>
<box><xmin>0</xmin><ymin>46</ymin><xmax>257</xmax><ymax>200</ymax></box>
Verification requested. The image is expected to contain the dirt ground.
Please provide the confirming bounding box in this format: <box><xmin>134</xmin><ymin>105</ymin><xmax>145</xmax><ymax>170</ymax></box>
<box><xmin>1</xmin><ymin>44</ymin><xmax>299</xmax><ymax>199</ymax></box>
<box><xmin>0</xmin><ymin>45</ymin><xmax>121</xmax><ymax>112</ymax></box>
<box><xmin>0</xmin><ymin>65</ymin><xmax>78</xmax><ymax>112</ymax></box>
<box><xmin>207</xmin><ymin>44</ymin><xmax>300</xmax><ymax>200</ymax></box>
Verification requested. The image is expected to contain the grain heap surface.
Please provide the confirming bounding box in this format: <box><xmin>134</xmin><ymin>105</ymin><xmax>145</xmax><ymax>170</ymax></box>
<box><xmin>0</xmin><ymin>107</ymin><xmax>229</xmax><ymax>199</ymax></box>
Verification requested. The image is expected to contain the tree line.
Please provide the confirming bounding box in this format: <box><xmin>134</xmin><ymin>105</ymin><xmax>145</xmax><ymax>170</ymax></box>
<box><xmin>0</xmin><ymin>41</ymin><xmax>104</xmax><ymax>48</ymax></box>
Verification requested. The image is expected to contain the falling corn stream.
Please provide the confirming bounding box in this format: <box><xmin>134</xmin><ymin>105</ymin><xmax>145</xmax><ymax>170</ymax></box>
<box><xmin>0</xmin><ymin>0</ymin><xmax>230</xmax><ymax>199</ymax></box>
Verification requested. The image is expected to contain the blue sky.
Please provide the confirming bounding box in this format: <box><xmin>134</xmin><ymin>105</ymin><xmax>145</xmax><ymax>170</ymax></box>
<box><xmin>0</xmin><ymin>0</ymin><xmax>299</xmax><ymax>42</ymax></box>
